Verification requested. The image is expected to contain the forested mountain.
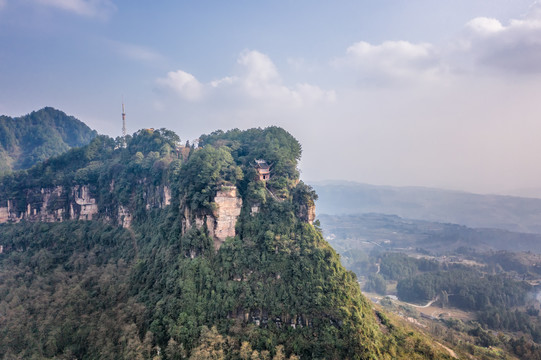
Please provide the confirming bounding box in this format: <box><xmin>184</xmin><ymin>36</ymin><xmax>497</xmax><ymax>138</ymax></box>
<box><xmin>0</xmin><ymin>126</ymin><xmax>451</xmax><ymax>359</ymax></box>
<box><xmin>0</xmin><ymin>107</ymin><xmax>97</xmax><ymax>174</ymax></box>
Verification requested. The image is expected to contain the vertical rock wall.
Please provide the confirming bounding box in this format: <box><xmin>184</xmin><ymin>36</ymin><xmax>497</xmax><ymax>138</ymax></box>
<box><xmin>0</xmin><ymin>206</ymin><xmax>9</xmax><ymax>223</ymax></box>
<box><xmin>72</xmin><ymin>185</ymin><xmax>98</xmax><ymax>220</ymax></box>
<box><xmin>181</xmin><ymin>186</ymin><xmax>243</xmax><ymax>251</ymax></box>
<box><xmin>297</xmin><ymin>204</ymin><xmax>316</xmax><ymax>225</ymax></box>
<box><xmin>0</xmin><ymin>183</ymin><xmax>172</xmax><ymax>227</ymax></box>
<box><xmin>0</xmin><ymin>187</ymin><xmax>66</xmax><ymax>223</ymax></box>
<box><xmin>118</xmin><ymin>205</ymin><xmax>133</xmax><ymax>228</ymax></box>
<box><xmin>212</xmin><ymin>187</ymin><xmax>243</xmax><ymax>250</ymax></box>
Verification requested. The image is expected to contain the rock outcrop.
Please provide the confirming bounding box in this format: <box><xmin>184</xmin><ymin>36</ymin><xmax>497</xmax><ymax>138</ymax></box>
<box><xmin>181</xmin><ymin>186</ymin><xmax>243</xmax><ymax>250</ymax></box>
<box><xmin>0</xmin><ymin>205</ymin><xmax>9</xmax><ymax>223</ymax></box>
<box><xmin>0</xmin><ymin>187</ymin><xmax>66</xmax><ymax>223</ymax></box>
<box><xmin>212</xmin><ymin>187</ymin><xmax>243</xmax><ymax>249</ymax></box>
<box><xmin>297</xmin><ymin>203</ymin><xmax>316</xmax><ymax>225</ymax></box>
<box><xmin>72</xmin><ymin>185</ymin><xmax>98</xmax><ymax>220</ymax></box>
<box><xmin>118</xmin><ymin>205</ymin><xmax>133</xmax><ymax>228</ymax></box>
<box><xmin>142</xmin><ymin>184</ymin><xmax>171</xmax><ymax>209</ymax></box>
<box><xmin>250</xmin><ymin>204</ymin><xmax>260</xmax><ymax>215</ymax></box>
<box><xmin>0</xmin><ymin>183</ymin><xmax>171</xmax><ymax>228</ymax></box>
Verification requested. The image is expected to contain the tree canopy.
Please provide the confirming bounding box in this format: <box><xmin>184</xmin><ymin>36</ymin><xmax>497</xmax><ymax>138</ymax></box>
<box><xmin>0</xmin><ymin>107</ymin><xmax>97</xmax><ymax>174</ymax></box>
<box><xmin>0</xmin><ymin>125</ymin><xmax>453</xmax><ymax>359</ymax></box>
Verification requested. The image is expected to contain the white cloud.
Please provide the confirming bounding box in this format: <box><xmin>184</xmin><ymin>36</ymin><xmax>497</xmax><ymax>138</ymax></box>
<box><xmin>210</xmin><ymin>76</ymin><xmax>237</xmax><ymax>88</ymax></box>
<box><xmin>334</xmin><ymin>3</ymin><xmax>541</xmax><ymax>83</ymax></box>
<box><xmin>234</xmin><ymin>50</ymin><xmax>335</xmax><ymax>105</ymax></box>
<box><xmin>157</xmin><ymin>50</ymin><xmax>335</xmax><ymax>106</ymax></box>
<box><xmin>333</xmin><ymin>40</ymin><xmax>442</xmax><ymax>83</ymax></box>
<box><xmin>235</xmin><ymin>50</ymin><xmax>293</xmax><ymax>101</ymax></box>
<box><xmin>458</xmin><ymin>3</ymin><xmax>541</xmax><ymax>73</ymax></box>
<box><xmin>238</xmin><ymin>50</ymin><xmax>280</xmax><ymax>85</ymax></box>
<box><xmin>34</xmin><ymin>0</ymin><xmax>116</xmax><ymax>18</ymax></box>
<box><xmin>156</xmin><ymin>70</ymin><xmax>204</xmax><ymax>102</ymax></box>
<box><xmin>466</xmin><ymin>17</ymin><xmax>504</xmax><ymax>35</ymax></box>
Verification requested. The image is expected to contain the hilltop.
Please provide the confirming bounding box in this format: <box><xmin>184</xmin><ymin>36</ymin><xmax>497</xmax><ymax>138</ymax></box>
<box><xmin>0</xmin><ymin>107</ymin><xmax>97</xmax><ymax>174</ymax></box>
<box><xmin>0</xmin><ymin>125</ymin><xmax>452</xmax><ymax>359</ymax></box>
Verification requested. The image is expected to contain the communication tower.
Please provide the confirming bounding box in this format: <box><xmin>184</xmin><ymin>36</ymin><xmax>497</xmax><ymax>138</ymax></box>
<box><xmin>121</xmin><ymin>102</ymin><xmax>127</xmax><ymax>147</ymax></box>
<box><xmin>122</xmin><ymin>102</ymin><xmax>126</xmax><ymax>137</ymax></box>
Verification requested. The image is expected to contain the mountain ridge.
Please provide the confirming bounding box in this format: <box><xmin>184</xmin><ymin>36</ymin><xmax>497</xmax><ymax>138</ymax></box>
<box><xmin>312</xmin><ymin>180</ymin><xmax>541</xmax><ymax>234</ymax></box>
<box><xmin>0</xmin><ymin>107</ymin><xmax>97</xmax><ymax>174</ymax></box>
<box><xmin>0</xmin><ymin>123</ymin><xmax>452</xmax><ymax>359</ymax></box>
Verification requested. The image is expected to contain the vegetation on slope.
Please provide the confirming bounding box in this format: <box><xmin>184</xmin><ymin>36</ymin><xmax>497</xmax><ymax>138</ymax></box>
<box><xmin>0</xmin><ymin>221</ymin><xmax>138</xmax><ymax>359</ymax></box>
<box><xmin>350</xmin><ymin>245</ymin><xmax>541</xmax><ymax>359</ymax></box>
<box><xmin>0</xmin><ymin>107</ymin><xmax>97</xmax><ymax>174</ymax></box>
<box><xmin>0</xmin><ymin>128</ymin><xmax>180</xmax><ymax>220</ymax></box>
<box><xmin>0</xmin><ymin>126</ymin><xmax>452</xmax><ymax>359</ymax></box>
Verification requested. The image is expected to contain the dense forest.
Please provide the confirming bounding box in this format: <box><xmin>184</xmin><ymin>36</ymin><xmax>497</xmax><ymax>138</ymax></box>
<box><xmin>358</xmin><ymin>250</ymin><xmax>541</xmax><ymax>358</ymax></box>
<box><xmin>396</xmin><ymin>268</ymin><xmax>530</xmax><ymax>311</ymax></box>
<box><xmin>0</xmin><ymin>126</ymin><xmax>452</xmax><ymax>359</ymax></box>
<box><xmin>0</xmin><ymin>107</ymin><xmax>97</xmax><ymax>174</ymax></box>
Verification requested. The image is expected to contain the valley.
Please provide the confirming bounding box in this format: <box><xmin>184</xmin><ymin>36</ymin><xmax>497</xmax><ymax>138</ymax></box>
<box><xmin>320</xmin><ymin>212</ymin><xmax>541</xmax><ymax>359</ymax></box>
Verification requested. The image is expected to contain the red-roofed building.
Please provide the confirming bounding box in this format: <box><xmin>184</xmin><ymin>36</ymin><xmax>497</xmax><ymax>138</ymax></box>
<box><xmin>254</xmin><ymin>159</ymin><xmax>271</xmax><ymax>181</ymax></box>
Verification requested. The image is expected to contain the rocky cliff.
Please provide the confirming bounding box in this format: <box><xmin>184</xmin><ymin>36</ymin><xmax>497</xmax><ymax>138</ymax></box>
<box><xmin>297</xmin><ymin>203</ymin><xmax>316</xmax><ymax>224</ymax></box>
<box><xmin>181</xmin><ymin>186</ymin><xmax>242</xmax><ymax>250</ymax></box>
<box><xmin>0</xmin><ymin>183</ymin><xmax>171</xmax><ymax>228</ymax></box>
<box><xmin>0</xmin><ymin>186</ymin><xmax>67</xmax><ymax>223</ymax></box>
<box><xmin>0</xmin><ymin>180</ymin><xmax>246</xmax><ymax>245</ymax></box>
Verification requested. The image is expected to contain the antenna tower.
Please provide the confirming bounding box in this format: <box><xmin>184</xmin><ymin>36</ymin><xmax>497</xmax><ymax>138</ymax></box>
<box><xmin>121</xmin><ymin>101</ymin><xmax>127</xmax><ymax>147</ymax></box>
<box><xmin>122</xmin><ymin>102</ymin><xmax>126</xmax><ymax>137</ymax></box>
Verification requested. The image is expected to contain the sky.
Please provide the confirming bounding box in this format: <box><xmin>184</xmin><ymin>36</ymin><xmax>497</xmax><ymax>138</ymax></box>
<box><xmin>1</xmin><ymin>0</ymin><xmax>541</xmax><ymax>196</ymax></box>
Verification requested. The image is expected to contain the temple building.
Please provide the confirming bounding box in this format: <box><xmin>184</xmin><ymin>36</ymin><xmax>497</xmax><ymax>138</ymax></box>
<box><xmin>254</xmin><ymin>159</ymin><xmax>271</xmax><ymax>181</ymax></box>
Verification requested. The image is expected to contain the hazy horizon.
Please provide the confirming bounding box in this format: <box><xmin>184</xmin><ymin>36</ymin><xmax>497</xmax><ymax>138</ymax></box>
<box><xmin>307</xmin><ymin>179</ymin><xmax>541</xmax><ymax>200</ymax></box>
<box><xmin>2</xmin><ymin>1</ymin><xmax>540</xmax><ymax>196</ymax></box>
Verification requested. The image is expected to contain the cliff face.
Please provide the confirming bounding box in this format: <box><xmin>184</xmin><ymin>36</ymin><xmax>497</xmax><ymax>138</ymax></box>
<box><xmin>297</xmin><ymin>203</ymin><xmax>316</xmax><ymax>224</ymax></box>
<box><xmin>0</xmin><ymin>184</ymin><xmax>171</xmax><ymax>228</ymax></box>
<box><xmin>212</xmin><ymin>187</ymin><xmax>243</xmax><ymax>249</ymax></box>
<box><xmin>0</xmin><ymin>179</ymin><xmax>244</xmax><ymax>242</ymax></box>
<box><xmin>0</xmin><ymin>180</ymin><xmax>311</xmax><ymax>249</ymax></box>
<box><xmin>71</xmin><ymin>185</ymin><xmax>98</xmax><ymax>220</ymax></box>
<box><xmin>0</xmin><ymin>186</ymin><xmax>67</xmax><ymax>223</ymax></box>
<box><xmin>182</xmin><ymin>186</ymin><xmax>243</xmax><ymax>250</ymax></box>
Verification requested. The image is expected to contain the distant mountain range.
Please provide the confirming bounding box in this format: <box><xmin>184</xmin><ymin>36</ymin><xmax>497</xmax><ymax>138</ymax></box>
<box><xmin>320</xmin><ymin>213</ymin><xmax>541</xmax><ymax>255</ymax></box>
<box><xmin>312</xmin><ymin>180</ymin><xmax>541</xmax><ymax>234</ymax></box>
<box><xmin>0</xmin><ymin>107</ymin><xmax>97</xmax><ymax>174</ymax></box>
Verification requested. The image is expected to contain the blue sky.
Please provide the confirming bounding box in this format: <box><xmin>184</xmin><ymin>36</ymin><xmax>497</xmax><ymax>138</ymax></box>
<box><xmin>1</xmin><ymin>0</ymin><xmax>541</xmax><ymax>196</ymax></box>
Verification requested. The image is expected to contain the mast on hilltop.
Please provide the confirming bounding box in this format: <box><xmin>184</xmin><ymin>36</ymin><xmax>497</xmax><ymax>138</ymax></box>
<box><xmin>121</xmin><ymin>101</ymin><xmax>127</xmax><ymax>148</ymax></box>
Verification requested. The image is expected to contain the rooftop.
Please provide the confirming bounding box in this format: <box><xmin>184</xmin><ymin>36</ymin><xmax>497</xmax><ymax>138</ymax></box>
<box><xmin>254</xmin><ymin>159</ymin><xmax>270</xmax><ymax>169</ymax></box>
